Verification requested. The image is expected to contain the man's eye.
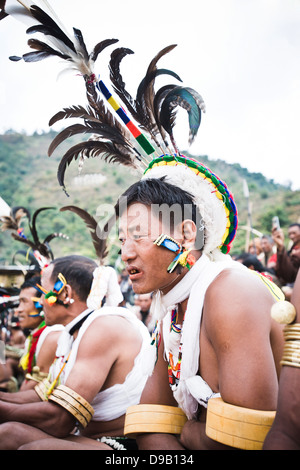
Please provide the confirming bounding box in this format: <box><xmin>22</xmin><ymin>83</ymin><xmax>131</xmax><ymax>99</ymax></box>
<box><xmin>132</xmin><ymin>234</ymin><xmax>147</xmax><ymax>240</ymax></box>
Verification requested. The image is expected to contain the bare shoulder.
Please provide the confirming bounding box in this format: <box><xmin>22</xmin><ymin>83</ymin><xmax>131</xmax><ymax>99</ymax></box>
<box><xmin>38</xmin><ymin>329</ymin><xmax>61</xmax><ymax>358</ymax></box>
<box><xmin>77</xmin><ymin>312</ymin><xmax>142</xmax><ymax>358</ymax></box>
<box><xmin>204</xmin><ymin>267</ymin><xmax>274</xmax><ymax>336</ymax></box>
<box><xmin>36</xmin><ymin>329</ymin><xmax>62</xmax><ymax>371</ymax></box>
<box><xmin>41</xmin><ymin>329</ymin><xmax>62</xmax><ymax>350</ymax></box>
<box><xmin>84</xmin><ymin>312</ymin><xmax>140</xmax><ymax>339</ymax></box>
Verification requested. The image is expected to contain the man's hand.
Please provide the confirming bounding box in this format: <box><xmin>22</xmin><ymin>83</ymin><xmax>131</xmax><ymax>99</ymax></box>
<box><xmin>272</xmin><ymin>228</ymin><xmax>285</xmax><ymax>253</ymax></box>
<box><xmin>291</xmin><ymin>245</ymin><xmax>300</xmax><ymax>262</ymax></box>
<box><xmin>180</xmin><ymin>418</ymin><xmax>232</xmax><ymax>450</ymax></box>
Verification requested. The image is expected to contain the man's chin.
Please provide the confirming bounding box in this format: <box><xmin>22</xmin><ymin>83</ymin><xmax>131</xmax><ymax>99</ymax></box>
<box><xmin>131</xmin><ymin>282</ymin><xmax>152</xmax><ymax>295</ymax></box>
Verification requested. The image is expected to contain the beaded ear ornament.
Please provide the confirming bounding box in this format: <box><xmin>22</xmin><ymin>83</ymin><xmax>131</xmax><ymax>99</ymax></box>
<box><xmin>36</xmin><ymin>273</ymin><xmax>67</xmax><ymax>306</ymax></box>
<box><xmin>29</xmin><ymin>296</ymin><xmax>43</xmax><ymax>317</ymax></box>
<box><xmin>154</xmin><ymin>234</ymin><xmax>196</xmax><ymax>273</ymax></box>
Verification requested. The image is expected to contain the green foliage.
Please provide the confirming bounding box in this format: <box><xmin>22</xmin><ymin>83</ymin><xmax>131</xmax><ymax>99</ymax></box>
<box><xmin>0</xmin><ymin>132</ymin><xmax>299</xmax><ymax>265</ymax></box>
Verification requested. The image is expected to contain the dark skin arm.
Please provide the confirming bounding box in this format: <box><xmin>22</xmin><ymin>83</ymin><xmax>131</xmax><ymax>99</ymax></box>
<box><xmin>0</xmin><ymin>318</ymin><xmax>113</xmax><ymax>438</ymax></box>
<box><xmin>136</xmin><ymin>332</ymin><xmax>226</xmax><ymax>450</ymax></box>
<box><xmin>140</xmin><ymin>268</ymin><xmax>281</xmax><ymax>450</ymax></box>
<box><xmin>0</xmin><ymin>399</ymin><xmax>75</xmax><ymax>438</ymax></box>
<box><xmin>263</xmin><ymin>270</ymin><xmax>300</xmax><ymax>450</ymax></box>
<box><xmin>203</xmin><ymin>269</ymin><xmax>279</xmax><ymax>411</ymax></box>
<box><xmin>0</xmin><ymin>315</ymin><xmax>138</xmax><ymax>440</ymax></box>
<box><xmin>0</xmin><ymin>388</ymin><xmax>40</xmax><ymax>404</ymax></box>
<box><xmin>136</xmin><ymin>327</ymin><xmax>185</xmax><ymax>450</ymax></box>
<box><xmin>20</xmin><ymin>330</ymin><xmax>61</xmax><ymax>391</ymax></box>
<box><xmin>181</xmin><ymin>269</ymin><xmax>279</xmax><ymax>450</ymax></box>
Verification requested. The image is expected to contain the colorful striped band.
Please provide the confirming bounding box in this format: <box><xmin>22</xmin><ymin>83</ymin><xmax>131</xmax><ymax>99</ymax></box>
<box><xmin>96</xmin><ymin>80</ymin><xmax>155</xmax><ymax>155</ymax></box>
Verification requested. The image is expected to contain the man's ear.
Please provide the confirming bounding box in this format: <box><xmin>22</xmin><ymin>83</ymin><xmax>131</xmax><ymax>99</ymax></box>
<box><xmin>61</xmin><ymin>284</ymin><xmax>74</xmax><ymax>305</ymax></box>
<box><xmin>181</xmin><ymin>219</ymin><xmax>197</xmax><ymax>248</ymax></box>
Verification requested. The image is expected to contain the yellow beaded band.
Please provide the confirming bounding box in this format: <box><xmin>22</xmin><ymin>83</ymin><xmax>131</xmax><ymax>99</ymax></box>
<box><xmin>48</xmin><ymin>385</ymin><xmax>94</xmax><ymax>428</ymax></box>
<box><xmin>124</xmin><ymin>404</ymin><xmax>187</xmax><ymax>438</ymax></box>
<box><xmin>206</xmin><ymin>397</ymin><xmax>275</xmax><ymax>450</ymax></box>
<box><xmin>280</xmin><ymin>323</ymin><xmax>300</xmax><ymax>368</ymax></box>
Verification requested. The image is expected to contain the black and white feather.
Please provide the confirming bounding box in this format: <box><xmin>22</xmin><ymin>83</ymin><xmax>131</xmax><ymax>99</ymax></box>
<box><xmin>1</xmin><ymin>204</ymin><xmax>68</xmax><ymax>264</ymax></box>
<box><xmin>4</xmin><ymin>0</ymin><xmax>206</xmax><ymax>192</ymax></box>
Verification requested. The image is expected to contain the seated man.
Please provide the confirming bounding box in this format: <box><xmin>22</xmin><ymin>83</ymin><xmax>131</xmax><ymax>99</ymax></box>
<box><xmin>117</xmin><ymin>156</ymin><xmax>285</xmax><ymax>450</ymax></box>
<box><xmin>133</xmin><ymin>293</ymin><xmax>154</xmax><ymax>333</ymax></box>
<box><xmin>263</xmin><ymin>269</ymin><xmax>300</xmax><ymax>449</ymax></box>
<box><xmin>272</xmin><ymin>223</ymin><xmax>300</xmax><ymax>286</ymax></box>
<box><xmin>0</xmin><ymin>316</ymin><xmax>25</xmax><ymax>392</ymax></box>
<box><xmin>0</xmin><ymin>255</ymin><xmax>153</xmax><ymax>450</ymax></box>
<box><xmin>16</xmin><ymin>276</ymin><xmax>63</xmax><ymax>390</ymax></box>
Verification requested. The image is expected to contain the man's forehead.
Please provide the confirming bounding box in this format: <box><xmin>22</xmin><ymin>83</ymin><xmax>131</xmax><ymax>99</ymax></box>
<box><xmin>118</xmin><ymin>201</ymin><xmax>182</xmax><ymax>236</ymax></box>
<box><xmin>124</xmin><ymin>203</ymin><xmax>150</xmax><ymax>218</ymax></box>
<box><xmin>20</xmin><ymin>286</ymin><xmax>36</xmax><ymax>298</ymax></box>
<box><xmin>119</xmin><ymin>203</ymin><xmax>151</xmax><ymax>228</ymax></box>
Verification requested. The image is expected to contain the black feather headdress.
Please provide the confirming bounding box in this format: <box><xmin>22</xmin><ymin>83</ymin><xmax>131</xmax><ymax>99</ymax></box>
<box><xmin>5</xmin><ymin>0</ymin><xmax>206</xmax><ymax>195</ymax></box>
<box><xmin>0</xmin><ymin>205</ymin><xmax>68</xmax><ymax>267</ymax></box>
<box><xmin>60</xmin><ymin>205</ymin><xmax>109</xmax><ymax>263</ymax></box>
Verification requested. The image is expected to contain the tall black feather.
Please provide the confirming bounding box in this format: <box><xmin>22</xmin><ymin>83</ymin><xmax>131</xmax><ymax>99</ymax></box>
<box><xmin>29</xmin><ymin>5</ymin><xmax>76</xmax><ymax>53</ymax></box>
<box><xmin>57</xmin><ymin>140</ymin><xmax>135</xmax><ymax>195</ymax></box>
<box><xmin>60</xmin><ymin>205</ymin><xmax>108</xmax><ymax>261</ymax></box>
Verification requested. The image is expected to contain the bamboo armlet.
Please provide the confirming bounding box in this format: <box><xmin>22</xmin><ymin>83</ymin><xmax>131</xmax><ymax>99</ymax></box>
<box><xmin>34</xmin><ymin>378</ymin><xmax>51</xmax><ymax>401</ymax></box>
<box><xmin>280</xmin><ymin>324</ymin><xmax>300</xmax><ymax>368</ymax></box>
<box><xmin>48</xmin><ymin>385</ymin><xmax>94</xmax><ymax>428</ymax></box>
<box><xmin>34</xmin><ymin>380</ymin><xmax>94</xmax><ymax>428</ymax></box>
<box><xmin>206</xmin><ymin>397</ymin><xmax>275</xmax><ymax>450</ymax></box>
<box><xmin>124</xmin><ymin>404</ymin><xmax>187</xmax><ymax>438</ymax></box>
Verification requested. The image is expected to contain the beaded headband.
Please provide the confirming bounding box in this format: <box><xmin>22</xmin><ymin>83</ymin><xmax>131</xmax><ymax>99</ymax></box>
<box><xmin>143</xmin><ymin>155</ymin><xmax>238</xmax><ymax>255</ymax></box>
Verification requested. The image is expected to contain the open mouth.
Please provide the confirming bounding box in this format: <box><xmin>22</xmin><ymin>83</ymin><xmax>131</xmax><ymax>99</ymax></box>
<box><xmin>129</xmin><ymin>268</ymin><xmax>139</xmax><ymax>275</ymax></box>
<box><xmin>127</xmin><ymin>266</ymin><xmax>143</xmax><ymax>280</ymax></box>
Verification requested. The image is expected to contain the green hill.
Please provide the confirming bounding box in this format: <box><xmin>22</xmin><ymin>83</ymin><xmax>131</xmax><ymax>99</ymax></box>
<box><xmin>0</xmin><ymin>131</ymin><xmax>299</xmax><ymax>265</ymax></box>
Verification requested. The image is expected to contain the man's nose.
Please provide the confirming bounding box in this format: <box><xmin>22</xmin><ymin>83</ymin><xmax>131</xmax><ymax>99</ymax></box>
<box><xmin>121</xmin><ymin>239</ymin><xmax>136</xmax><ymax>262</ymax></box>
<box><xmin>14</xmin><ymin>304</ymin><xmax>22</xmax><ymax>315</ymax></box>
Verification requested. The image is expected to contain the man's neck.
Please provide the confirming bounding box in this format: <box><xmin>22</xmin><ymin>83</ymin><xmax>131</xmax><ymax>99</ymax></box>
<box><xmin>61</xmin><ymin>302</ymin><xmax>89</xmax><ymax>327</ymax></box>
<box><xmin>67</xmin><ymin>306</ymin><xmax>93</xmax><ymax>340</ymax></box>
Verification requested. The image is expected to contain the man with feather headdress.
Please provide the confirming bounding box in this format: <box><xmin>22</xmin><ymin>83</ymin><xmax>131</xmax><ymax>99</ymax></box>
<box><xmin>263</xmin><ymin>270</ymin><xmax>300</xmax><ymax>450</ymax></box>
<box><xmin>16</xmin><ymin>275</ymin><xmax>63</xmax><ymax>391</ymax></box>
<box><xmin>0</xmin><ymin>0</ymin><xmax>289</xmax><ymax>451</ymax></box>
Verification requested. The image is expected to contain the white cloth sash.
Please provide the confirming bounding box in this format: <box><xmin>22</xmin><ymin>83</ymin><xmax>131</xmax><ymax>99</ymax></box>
<box><xmin>49</xmin><ymin>307</ymin><xmax>155</xmax><ymax>421</ymax></box>
<box><xmin>152</xmin><ymin>254</ymin><xmax>241</xmax><ymax>419</ymax></box>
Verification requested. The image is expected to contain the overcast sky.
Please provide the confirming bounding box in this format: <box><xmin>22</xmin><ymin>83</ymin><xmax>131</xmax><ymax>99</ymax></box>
<box><xmin>0</xmin><ymin>0</ymin><xmax>299</xmax><ymax>189</ymax></box>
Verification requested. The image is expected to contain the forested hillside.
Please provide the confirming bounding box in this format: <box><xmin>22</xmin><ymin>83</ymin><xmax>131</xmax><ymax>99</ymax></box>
<box><xmin>0</xmin><ymin>131</ymin><xmax>299</xmax><ymax>265</ymax></box>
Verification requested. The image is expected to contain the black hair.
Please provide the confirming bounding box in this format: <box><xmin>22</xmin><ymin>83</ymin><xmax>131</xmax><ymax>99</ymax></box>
<box><xmin>20</xmin><ymin>276</ymin><xmax>42</xmax><ymax>298</ymax></box>
<box><xmin>115</xmin><ymin>177</ymin><xmax>204</xmax><ymax>249</ymax></box>
<box><xmin>50</xmin><ymin>255</ymin><xmax>97</xmax><ymax>302</ymax></box>
<box><xmin>237</xmin><ymin>254</ymin><xmax>265</xmax><ymax>272</ymax></box>
<box><xmin>261</xmin><ymin>235</ymin><xmax>273</xmax><ymax>243</ymax></box>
